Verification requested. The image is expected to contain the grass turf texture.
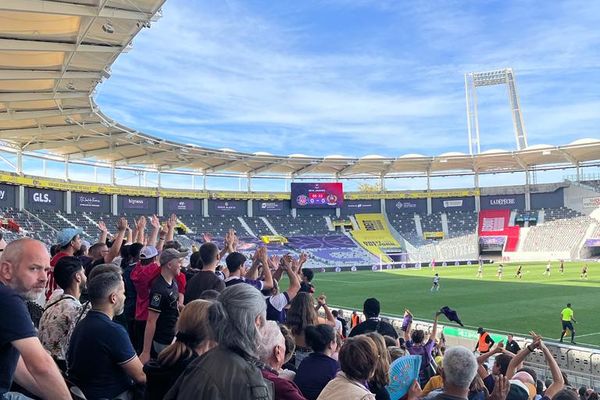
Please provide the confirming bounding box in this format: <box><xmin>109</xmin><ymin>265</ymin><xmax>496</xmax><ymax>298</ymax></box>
<box><xmin>311</xmin><ymin>261</ymin><xmax>600</xmax><ymax>348</ymax></box>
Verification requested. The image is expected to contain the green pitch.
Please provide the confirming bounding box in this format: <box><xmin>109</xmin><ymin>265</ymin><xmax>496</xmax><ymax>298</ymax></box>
<box><xmin>312</xmin><ymin>261</ymin><xmax>600</xmax><ymax>347</ymax></box>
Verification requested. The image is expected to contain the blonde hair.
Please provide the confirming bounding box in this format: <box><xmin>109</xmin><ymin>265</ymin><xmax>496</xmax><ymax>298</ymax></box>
<box><xmin>365</xmin><ymin>332</ymin><xmax>391</xmax><ymax>386</ymax></box>
<box><xmin>158</xmin><ymin>300</ymin><xmax>213</xmax><ymax>367</ymax></box>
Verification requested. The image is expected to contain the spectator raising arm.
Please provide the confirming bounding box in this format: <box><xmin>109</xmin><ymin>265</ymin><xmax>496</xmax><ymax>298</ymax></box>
<box><xmin>148</xmin><ymin>215</ymin><xmax>160</xmax><ymax>247</ymax></box>
<box><xmin>538</xmin><ymin>335</ymin><xmax>564</xmax><ymax>399</ymax></box>
<box><xmin>281</xmin><ymin>255</ymin><xmax>301</xmax><ymax>301</ymax></box>
<box><xmin>98</xmin><ymin>220</ymin><xmax>108</xmax><ymax>245</ymax></box>
<box><xmin>165</xmin><ymin>214</ymin><xmax>177</xmax><ymax>243</ymax></box>
<box><xmin>316</xmin><ymin>294</ymin><xmax>336</xmax><ymax>326</ymax></box>
<box><xmin>104</xmin><ymin>217</ymin><xmax>128</xmax><ymax>264</ymax></box>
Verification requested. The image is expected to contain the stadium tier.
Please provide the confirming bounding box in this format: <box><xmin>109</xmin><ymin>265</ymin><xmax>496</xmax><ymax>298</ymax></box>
<box><xmin>2</xmin><ymin>180</ymin><xmax>599</xmax><ymax>264</ymax></box>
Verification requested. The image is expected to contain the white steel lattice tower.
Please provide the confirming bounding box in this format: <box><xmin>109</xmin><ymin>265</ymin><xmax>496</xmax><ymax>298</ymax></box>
<box><xmin>464</xmin><ymin>68</ymin><xmax>528</xmax><ymax>155</ymax></box>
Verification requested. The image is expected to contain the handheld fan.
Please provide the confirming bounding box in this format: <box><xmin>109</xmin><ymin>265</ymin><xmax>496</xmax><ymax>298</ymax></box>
<box><xmin>386</xmin><ymin>355</ymin><xmax>422</xmax><ymax>400</ymax></box>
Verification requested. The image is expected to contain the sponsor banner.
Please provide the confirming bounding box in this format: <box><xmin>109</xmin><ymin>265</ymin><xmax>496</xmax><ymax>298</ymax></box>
<box><xmin>583</xmin><ymin>197</ymin><xmax>600</xmax><ymax>209</ymax></box>
<box><xmin>346</xmin><ymin>189</ymin><xmax>480</xmax><ymax>200</ymax></box>
<box><xmin>26</xmin><ymin>188</ymin><xmax>62</xmax><ymax>210</ymax></box>
<box><xmin>259</xmin><ymin>202</ymin><xmax>284</xmax><ymax>212</ymax></box>
<box><xmin>0</xmin><ymin>184</ymin><xmax>16</xmax><ymax>207</ymax></box>
<box><xmin>585</xmin><ymin>238</ymin><xmax>600</xmax><ymax>247</ymax></box>
<box><xmin>443</xmin><ymin>200</ymin><xmax>463</xmax><ymax>208</ymax></box>
<box><xmin>164</xmin><ymin>199</ymin><xmax>199</xmax><ymax>213</ymax></box>
<box><xmin>120</xmin><ymin>196</ymin><xmax>155</xmax><ymax>212</ymax></box>
<box><xmin>443</xmin><ymin>326</ymin><xmax>506</xmax><ymax>345</ymax></box>
<box><xmin>343</xmin><ymin>200</ymin><xmax>381</xmax><ymax>213</ymax></box>
<box><xmin>481</xmin><ymin>194</ymin><xmax>525</xmax><ymax>210</ymax></box>
<box><xmin>73</xmin><ymin>192</ymin><xmax>110</xmax><ymax>212</ymax></box>
<box><xmin>387</xmin><ymin>198</ymin><xmax>427</xmax><ymax>214</ymax></box>
<box><xmin>424</xmin><ymin>231</ymin><xmax>444</xmax><ymax>239</ymax></box>
<box><xmin>211</xmin><ymin>191</ymin><xmax>289</xmax><ymax>200</ymax></box>
<box><xmin>210</xmin><ymin>200</ymin><xmax>245</xmax><ymax>215</ymax></box>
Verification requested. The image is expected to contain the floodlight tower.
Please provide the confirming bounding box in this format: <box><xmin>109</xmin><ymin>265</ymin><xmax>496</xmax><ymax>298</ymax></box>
<box><xmin>464</xmin><ymin>68</ymin><xmax>528</xmax><ymax>155</ymax></box>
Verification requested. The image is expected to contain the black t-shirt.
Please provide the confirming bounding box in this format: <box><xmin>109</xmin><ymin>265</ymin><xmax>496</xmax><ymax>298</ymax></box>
<box><xmin>0</xmin><ymin>283</ymin><xmax>37</xmax><ymax>394</ymax></box>
<box><xmin>184</xmin><ymin>270</ymin><xmax>225</xmax><ymax>304</ymax></box>
<box><xmin>348</xmin><ymin>318</ymin><xmax>398</xmax><ymax>339</ymax></box>
<box><xmin>67</xmin><ymin>310</ymin><xmax>136</xmax><ymax>399</ymax></box>
<box><xmin>148</xmin><ymin>275</ymin><xmax>179</xmax><ymax>345</ymax></box>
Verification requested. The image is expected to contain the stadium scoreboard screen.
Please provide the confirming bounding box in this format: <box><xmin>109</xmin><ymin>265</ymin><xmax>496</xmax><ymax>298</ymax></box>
<box><xmin>291</xmin><ymin>183</ymin><xmax>344</xmax><ymax>208</ymax></box>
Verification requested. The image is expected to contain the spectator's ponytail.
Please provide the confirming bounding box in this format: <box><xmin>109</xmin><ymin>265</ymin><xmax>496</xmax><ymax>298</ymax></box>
<box><xmin>158</xmin><ymin>300</ymin><xmax>213</xmax><ymax>367</ymax></box>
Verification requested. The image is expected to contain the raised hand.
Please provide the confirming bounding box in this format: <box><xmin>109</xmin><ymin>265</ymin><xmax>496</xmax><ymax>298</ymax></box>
<box><xmin>150</xmin><ymin>215</ymin><xmax>160</xmax><ymax>229</ymax></box>
<box><xmin>98</xmin><ymin>220</ymin><xmax>108</xmax><ymax>233</ymax></box>
<box><xmin>137</xmin><ymin>215</ymin><xmax>147</xmax><ymax>230</ymax></box>
<box><xmin>202</xmin><ymin>232</ymin><xmax>212</xmax><ymax>243</ymax></box>
<box><xmin>167</xmin><ymin>213</ymin><xmax>177</xmax><ymax>229</ymax></box>
<box><xmin>490</xmin><ymin>375</ymin><xmax>509</xmax><ymax>400</ymax></box>
<box><xmin>117</xmin><ymin>217</ymin><xmax>128</xmax><ymax>232</ymax></box>
<box><xmin>317</xmin><ymin>294</ymin><xmax>327</xmax><ymax>306</ymax></box>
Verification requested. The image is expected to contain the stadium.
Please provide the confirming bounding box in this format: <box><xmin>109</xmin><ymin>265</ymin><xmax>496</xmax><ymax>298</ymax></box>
<box><xmin>0</xmin><ymin>1</ymin><xmax>599</xmax><ymax>399</ymax></box>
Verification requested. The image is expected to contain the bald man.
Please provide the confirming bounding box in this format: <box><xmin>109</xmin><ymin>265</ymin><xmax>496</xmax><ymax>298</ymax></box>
<box><xmin>0</xmin><ymin>238</ymin><xmax>70</xmax><ymax>399</ymax></box>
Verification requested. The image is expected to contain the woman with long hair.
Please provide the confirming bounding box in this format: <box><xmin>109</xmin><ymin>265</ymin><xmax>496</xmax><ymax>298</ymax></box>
<box><xmin>144</xmin><ymin>300</ymin><xmax>215</xmax><ymax>400</ymax></box>
<box><xmin>365</xmin><ymin>332</ymin><xmax>391</xmax><ymax>400</ymax></box>
<box><xmin>286</xmin><ymin>292</ymin><xmax>336</xmax><ymax>368</ymax></box>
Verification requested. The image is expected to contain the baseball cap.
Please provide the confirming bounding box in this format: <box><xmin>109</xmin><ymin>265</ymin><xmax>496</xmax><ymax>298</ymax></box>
<box><xmin>160</xmin><ymin>248</ymin><xmax>190</xmax><ymax>265</ymax></box>
<box><xmin>140</xmin><ymin>246</ymin><xmax>159</xmax><ymax>260</ymax></box>
<box><xmin>54</xmin><ymin>256</ymin><xmax>84</xmax><ymax>289</ymax></box>
<box><xmin>56</xmin><ymin>228</ymin><xmax>83</xmax><ymax>247</ymax></box>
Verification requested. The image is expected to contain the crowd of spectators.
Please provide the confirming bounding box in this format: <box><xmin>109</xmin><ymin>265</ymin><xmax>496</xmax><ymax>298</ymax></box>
<box><xmin>0</xmin><ymin>213</ymin><xmax>597</xmax><ymax>400</ymax></box>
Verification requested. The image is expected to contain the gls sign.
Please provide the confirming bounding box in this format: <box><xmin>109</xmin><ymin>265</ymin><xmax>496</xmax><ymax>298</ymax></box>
<box><xmin>33</xmin><ymin>192</ymin><xmax>52</xmax><ymax>203</ymax></box>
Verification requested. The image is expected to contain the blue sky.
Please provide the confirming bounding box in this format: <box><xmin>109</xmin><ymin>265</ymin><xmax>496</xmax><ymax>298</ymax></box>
<box><xmin>95</xmin><ymin>0</ymin><xmax>600</xmax><ymax>159</ymax></box>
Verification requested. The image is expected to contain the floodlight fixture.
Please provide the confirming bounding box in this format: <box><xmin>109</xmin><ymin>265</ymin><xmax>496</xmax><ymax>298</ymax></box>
<box><xmin>465</xmin><ymin>67</ymin><xmax>528</xmax><ymax>155</ymax></box>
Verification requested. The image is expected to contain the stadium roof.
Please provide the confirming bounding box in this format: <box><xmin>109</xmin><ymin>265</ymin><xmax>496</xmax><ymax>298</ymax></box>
<box><xmin>1</xmin><ymin>1</ymin><xmax>599</xmax><ymax>178</ymax></box>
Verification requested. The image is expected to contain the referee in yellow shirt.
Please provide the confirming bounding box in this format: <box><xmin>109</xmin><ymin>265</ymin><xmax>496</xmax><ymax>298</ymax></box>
<box><xmin>559</xmin><ymin>303</ymin><xmax>577</xmax><ymax>344</ymax></box>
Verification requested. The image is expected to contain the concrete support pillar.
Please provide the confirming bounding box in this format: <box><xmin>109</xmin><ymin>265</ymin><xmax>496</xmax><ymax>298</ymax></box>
<box><xmin>158</xmin><ymin>197</ymin><xmax>164</xmax><ymax>217</ymax></box>
<box><xmin>66</xmin><ymin>191</ymin><xmax>72</xmax><ymax>214</ymax></box>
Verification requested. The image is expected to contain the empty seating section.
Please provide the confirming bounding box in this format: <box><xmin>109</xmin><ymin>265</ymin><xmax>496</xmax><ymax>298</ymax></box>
<box><xmin>35</xmin><ymin>210</ymin><xmax>78</xmax><ymax>233</ymax></box>
<box><xmin>243</xmin><ymin>217</ymin><xmax>274</xmax><ymax>236</ymax></box>
<box><xmin>268</xmin><ymin>215</ymin><xmax>330</xmax><ymax>236</ymax></box>
<box><xmin>446</xmin><ymin>211</ymin><xmax>478</xmax><ymax>237</ymax></box>
<box><xmin>177</xmin><ymin>215</ymin><xmax>246</xmax><ymax>237</ymax></box>
<box><xmin>420</xmin><ymin>213</ymin><xmax>442</xmax><ymax>233</ymax></box>
<box><xmin>543</xmin><ymin>207</ymin><xmax>584</xmax><ymax>221</ymax></box>
<box><xmin>521</xmin><ymin>215</ymin><xmax>594</xmax><ymax>253</ymax></box>
<box><xmin>387</xmin><ymin>213</ymin><xmax>417</xmax><ymax>237</ymax></box>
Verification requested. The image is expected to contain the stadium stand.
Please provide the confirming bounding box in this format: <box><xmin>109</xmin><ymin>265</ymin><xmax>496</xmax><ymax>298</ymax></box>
<box><xmin>446</xmin><ymin>211</ymin><xmax>478</xmax><ymax>237</ymax></box>
<box><xmin>543</xmin><ymin>207</ymin><xmax>584</xmax><ymax>221</ymax></box>
<box><xmin>268</xmin><ymin>215</ymin><xmax>331</xmax><ymax>236</ymax></box>
<box><xmin>521</xmin><ymin>215</ymin><xmax>594</xmax><ymax>253</ymax></box>
<box><xmin>243</xmin><ymin>217</ymin><xmax>275</xmax><ymax>236</ymax></box>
